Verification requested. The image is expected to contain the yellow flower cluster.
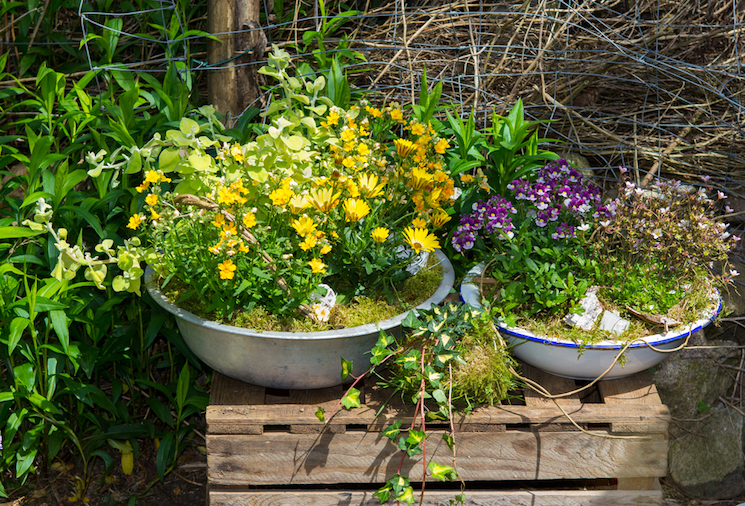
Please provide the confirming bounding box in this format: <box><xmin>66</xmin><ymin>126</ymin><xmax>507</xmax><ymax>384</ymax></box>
<box><xmin>208</xmin><ymin>212</ymin><xmax>250</xmax><ymax>257</ymax></box>
<box><xmin>136</xmin><ymin>170</ymin><xmax>171</xmax><ymax>193</ymax></box>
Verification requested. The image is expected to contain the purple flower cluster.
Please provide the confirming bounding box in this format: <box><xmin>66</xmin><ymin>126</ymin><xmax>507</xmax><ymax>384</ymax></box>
<box><xmin>507</xmin><ymin>159</ymin><xmax>609</xmax><ymax>230</ymax></box>
<box><xmin>452</xmin><ymin>159</ymin><xmax>616</xmax><ymax>253</ymax></box>
<box><xmin>451</xmin><ymin>195</ymin><xmax>517</xmax><ymax>252</ymax></box>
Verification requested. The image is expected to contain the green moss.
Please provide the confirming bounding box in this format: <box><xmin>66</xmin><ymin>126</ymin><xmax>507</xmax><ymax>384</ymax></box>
<box><xmin>158</xmin><ymin>255</ymin><xmax>444</xmax><ymax>332</ymax></box>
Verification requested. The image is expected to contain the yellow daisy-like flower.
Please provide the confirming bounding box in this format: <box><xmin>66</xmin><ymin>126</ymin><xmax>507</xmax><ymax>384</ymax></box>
<box><xmin>221</xmin><ymin>222</ymin><xmax>237</xmax><ymax>239</ymax></box>
<box><xmin>434</xmin><ymin>138</ymin><xmax>450</xmax><ymax>154</ymax></box>
<box><xmin>309</xmin><ymin>187</ymin><xmax>341</xmax><ymax>213</ymax></box>
<box><xmin>212</xmin><ymin>213</ymin><xmax>226</xmax><ymax>228</ymax></box>
<box><xmin>292</xmin><ymin>216</ymin><xmax>317</xmax><ymax>237</ymax></box>
<box><xmin>371</xmin><ymin>227</ymin><xmax>390</xmax><ymax>243</ymax></box>
<box><xmin>299</xmin><ymin>235</ymin><xmax>318</xmax><ymax>251</ymax></box>
<box><xmin>127</xmin><ymin>214</ymin><xmax>145</xmax><ymax>230</ymax></box>
<box><xmin>308</xmin><ymin>258</ymin><xmax>326</xmax><ymax>274</ymax></box>
<box><xmin>320</xmin><ymin>244</ymin><xmax>332</xmax><ymax>255</ymax></box>
<box><xmin>150</xmin><ymin>208</ymin><xmax>161</xmax><ymax>220</ymax></box>
<box><xmin>288</xmin><ymin>194</ymin><xmax>309</xmax><ymax>214</ymax></box>
<box><xmin>403</xmin><ymin>227</ymin><xmax>441</xmax><ymax>254</ymax></box>
<box><xmin>218</xmin><ymin>259</ymin><xmax>237</xmax><ymax>280</ymax></box>
<box><xmin>242</xmin><ymin>212</ymin><xmax>257</xmax><ymax>228</ymax></box>
<box><xmin>410</xmin><ymin>122</ymin><xmax>426</xmax><ymax>136</ymax></box>
<box><xmin>144</xmin><ymin>170</ymin><xmax>162</xmax><ymax>184</ymax></box>
<box><xmin>412</xmin><ymin>217</ymin><xmax>427</xmax><ymax>229</ymax></box>
<box><xmin>409</xmin><ymin>167</ymin><xmax>434</xmax><ymax>190</ymax></box>
<box><xmin>340</xmin><ymin>129</ymin><xmax>356</xmax><ymax>143</ymax></box>
<box><xmin>145</xmin><ymin>193</ymin><xmax>158</xmax><ymax>206</ymax></box>
<box><xmin>431</xmin><ymin>211</ymin><xmax>452</xmax><ymax>228</ymax></box>
<box><xmin>342</xmin><ymin>198</ymin><xmax>371</xmax><ymax>222</ymax></box>
<box><xmin>357</xmin><ymin>173</ymin><xmax>386</xmax><ymax>199</ymax></box>
<box><xmin>394</xmin><ymin>138</ymin><xmax>416</xmax><ymax>158</ymax></box>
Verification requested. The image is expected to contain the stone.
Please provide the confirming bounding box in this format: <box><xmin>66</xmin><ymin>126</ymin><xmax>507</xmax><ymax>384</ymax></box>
<box><xmin>668</xmin><ymin>407</ymin><xmax>745</xmax><ymax>500</ymax></box>
<box><xmin>653</xmin><ymin>338</ymin><xmax>739</xmax><ymax>419</ymax></box>
<box><xmin>598</xmin><ymin>310</ymin><xmax>630</xmax><ymax>336</ymax></box>
<box><xmin>564</xmin><ymin>287</ymin><xmax>603</xmax><ymax>330</ymax></box>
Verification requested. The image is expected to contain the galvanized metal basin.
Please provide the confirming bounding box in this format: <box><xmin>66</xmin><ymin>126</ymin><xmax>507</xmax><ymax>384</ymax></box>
<box><xmin>145</xmin><ymin>250</ymin><xmax>454</xmax><ymax>389</ymax></box>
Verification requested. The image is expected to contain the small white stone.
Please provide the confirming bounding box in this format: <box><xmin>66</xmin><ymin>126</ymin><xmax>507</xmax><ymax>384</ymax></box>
<box><xmin>599</xmin><ymin>310</ymin><xmax>631</xmax><ymax>336</ymax></box>
<box><xmin>564</xmin><ymin>288</ymin><xmax>603</xmax><ymax>331</ymax></box>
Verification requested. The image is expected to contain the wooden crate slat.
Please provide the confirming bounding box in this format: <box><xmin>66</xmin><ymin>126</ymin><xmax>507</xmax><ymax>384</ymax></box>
<box><xmin>206</xmin><ymin>402</ymin><xmax>669</xmax><ymax>433</ymax></box>
<box><xmin>598</xmin><ymin>371</ymin><xmax>668</xmax><ymax>432</ymax></box>
<box><xmin>211</xmin><ymin>373</ymin><xmax>265</xmax><ymax>405</ymax></box>
<box><xmin>207</xmin><ymin>430</ymin><xmax>668</xmax><ymax>486</ymax></box>
<box><xmin>521</xmin><ymin>364</ymin><xmax>582</xmax><ymax>408</ymax></box>
<box><xmin>210</xmin><ymin>489</ymin><xmax>662</xmax><ymax>506</ymax></box>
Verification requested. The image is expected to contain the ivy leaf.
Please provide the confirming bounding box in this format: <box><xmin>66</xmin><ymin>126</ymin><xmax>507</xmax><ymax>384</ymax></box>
<box><xmin>401</xmin><ymin>310</ymin><xmax>421</xmax><ymax>329</ymax></box>
<box><xmin>341</xmin><ymin>387</ymin><xmax>361</xmax><ymax>410</ymax></box>
<box><xmin>432</xmin><ymin>388</ymin><xmax>448</xmax><ymax>405</ymax></box>
<box><xmin>455</xmin><ymin>492</ymin><xmax>467</xmax><ymax>503</ymax></box>
<box><xmin>375</xmin><ymin>330</ymin><xmax>394</xmax><ymax>348</ymax></box>
<box><xmin>428</xmin><ymin>461</ymin><xmax>458</xmax><ymax>482</ymax></box>
<box><xmin>382</xmin><ymin>420</ymin><xmax>402</xmax><ymax>441</ymax></box>
<box><xmin>399</xmin><ymin>430</ymin><xmax>426</xmax><ymax>456</ymax></box>
<box><xmin>396</xmin><ymin>486</ymin><xmax>416</xmax><ymax>505</ymax></box>
<box><xmin>315</xmin><ymin>407</ymin><xmax>325</xmax><ymax>422</ymax></box>
<box><xmin>340</xmin><ymin>357</ymin><xmax>353</xmax><ymax>380</ymax></box>
<box><xmin>442</xmin><ymin>433</ymin><xmax>455</xmax><ymax>451</ymax></box>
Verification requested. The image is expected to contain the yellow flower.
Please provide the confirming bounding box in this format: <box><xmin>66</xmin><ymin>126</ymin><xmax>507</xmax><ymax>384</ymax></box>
<box><xmin>308</xmin><ymin>258</ymin><xmax>326</xmax><ymax>274</ymax></box>
<box><xmin>325</xmin><ymin>111</ymin><xmax>340</xmax><ymax>126</ymax></box>
<box><xmin>145</xmin><ymin>194</ymin><xmax>158</xmax><ymax>206</ymax></box>
<box><xmin>460</xmin><ymin>173</ymin><xmax>475</xmax><ymax>184</ymax></box>
<box><xmin>409</xmin><ymin>167</ymin><xmax>434</xmax><ymax>190</ymax></box>
<box><xmin>412</xmin><ymin>217</ymin><xmax>427</xmax><ymax>229</ymax></box>
<box><xmin>144</xmin><ymin>171</ymin><xmax>161</xmax><ymax>184</ymax></box>
<box><xmin>218</xmin><ymin>259</ymin><xmax>237</xmax><ymax>280</ymax></box>
<box><xmin>394</xmin><ymin>138</ymin><xmax>416</xmax><ymax>158</ymax></box>
<box><xmin>221</xmin><ymin>222</ymin><xmax>237</xmax><ymax>239</ymax></box>
<box><xmin>299</xmin><ymin>235</ymin><xmax>318</xmax><ymax>251</ymax></box>
<box><xmin>410</xmin><ymin>122</ymin><xmax>426</xmax><ymax>136</ymax></box>
<box><xmin>357</xmin><ymin>143</ymin><xmax>369</xmax><ymax>156</ymax></box>
<box><xmin>320</xmin><ymin>244</ymin><xmax>332</xmax><ymax>255</ymax></box>
<box><xmin>212</xmin><ymin>214</ymin><xmax>226</xmax><ymax>228</ymax></box>
<box><xmin>343</xmin><ymin>141</ymin><xmax>356</xmax><ymax>152</ymax></box>
<box><xmin>371</xmin><ymin>227</ymin><xmax>390</xmax><ymax>243</ymax></box>
<box><xmin>403</xmin><ymin>227</ymin><xmax>440</xmax><ymax>254</ymax></box>
<box><xmin>269</xmin><ymin>186</ymin><xmax>293</xmax><ymax>206</ymax></box>
<box><xmin>242</xmin><ymin>212</ymin><xmax>257</xmax><ymax>228</ymax></box>
<box><xmin>238</xmin><ymin>242</ymin><xmax>249</xmax><ymax>253</ymax></box>
<box><xmin>309</xmin><ymin>187</ymin><xmax>341</xmax><ymax>213</ymax></box>
<box><xmin>435</xmin><ymin>138</ymin><xmax>450</xmax><ymax>154</ymax></box>
<box><xmin>342</xmin><ymin>157</ymin><xmax>355</xmax><ymax>169</ymax></box>
<box><xmin>340</xmin><ymin>129</ymin><xmax>356</xmax><ymax>143</ymax></box>
<box><xmin>365</xmin><ymin>106</ymin><xmax>382</xmax><ymax>118</ymax></box>
<box><xmin>287</xmin><ymin>194</ymin><xmax>308</xmax><ymax>214</ymax></box>
<box><xmin>292</xmin><ymin>216</ymin><xmax>317</xmax><ymax>237</ymax></box>
<box><xmin>390</xmin><ymin>108</ymin><xmax>404</xmax><ymax>122</ymax></box>
<box><xmin>432</xmin><ymin>211</ymin><xmax>451</xmax><ymax>228</ymax></box>
<box><xmin>357</xmin><ymin>173</ymin><xmax>386</xmax><ymax>199</ymax></box>
<box><xmin>230</xmin><ymin>144</ymin><xmax>244</xmax><ymax>162</ymax></box>
<box><xmin>209</xmin><ymin>243</ymin><xmax>221</xmax><ymax>255</ymax></box>
<box><xmin>342</xmin><ymin>198</ymin><xmax>371</xmax><ymax>222</ymax></box>
<box><xmin>150</xmin><ymin>208</ymin><xmax>161</xmax><ymax>220</ymax></box>
<box><xmin>136</xmin><ymin>183</ymin><xmax>149</xmax><ymax>193</ymax></box>
<box><xmin>127</xmin><ymin>214</ymin><xmax>145</xmax><ymax>230</ymax></box>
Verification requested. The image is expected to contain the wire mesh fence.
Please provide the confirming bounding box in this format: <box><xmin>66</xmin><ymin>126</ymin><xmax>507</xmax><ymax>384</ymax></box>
<box><xmin>79</xmin><ymin>0</ymin><xmax>745</xmax><ymax>195</ymax></box>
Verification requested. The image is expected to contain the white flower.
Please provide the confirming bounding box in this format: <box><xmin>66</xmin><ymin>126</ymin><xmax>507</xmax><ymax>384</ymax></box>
<box><xmin>730</xmin><ymin>269</ymin><xmax>740</xmax><ymax>277</ymax></box>
<box><xmin>701</xmin><ymin>175</ymin><xmax>711</xmax><ymax>182</ymax></box>
<box><xmin>599</xmin><ymin>220</ymin><xmax>611</xmax><ymax>228</ymax></box>
<box><xmin>652</xmin><ymin>229</ymin><xmax>662</xmax><ymax>239</ymax></box>
<box><xmin>718</xmin><ymin>190</ymin><xmax>726</xmax><ymax>199</ymax></box>
<box><xmin>577</xmin><ymin>223</ymin><xmax>591</xmax><ymax>232</ymax></box>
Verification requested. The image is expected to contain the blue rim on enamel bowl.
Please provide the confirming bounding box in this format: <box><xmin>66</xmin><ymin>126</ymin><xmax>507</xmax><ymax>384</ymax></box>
<box><xmin>459</xmin><ymin>263</ymin><xmax>722</xmax><ymax>350</ymax></box>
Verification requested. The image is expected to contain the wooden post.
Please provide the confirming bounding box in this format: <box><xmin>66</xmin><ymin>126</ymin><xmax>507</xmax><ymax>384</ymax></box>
<box><xmin>207</xmin><ymin>0</ymin><xmax>264</xmax><ymax>126</ymax></box>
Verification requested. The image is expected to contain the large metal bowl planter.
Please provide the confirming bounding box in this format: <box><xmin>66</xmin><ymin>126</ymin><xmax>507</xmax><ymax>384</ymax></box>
<box><xmin>145</xmin><ymin>250</ymin><xmax>454</xmax><ymax>389</ymax></box>
<box><xmin>460</xmin><ymin>263</ymin><xmax>721</xmax><ymax>380</ymax></box>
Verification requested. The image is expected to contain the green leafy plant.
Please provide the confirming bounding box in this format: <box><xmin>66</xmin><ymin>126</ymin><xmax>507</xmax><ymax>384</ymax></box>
<box><xmin>318</xmin><ymin>303</ymin><xmax>517</xmax><ymax>505</ymax></box>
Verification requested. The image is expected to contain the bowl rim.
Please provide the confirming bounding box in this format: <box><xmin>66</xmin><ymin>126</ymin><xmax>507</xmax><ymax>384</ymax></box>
<box><xmin>460</xmin><ymin>262</ymin><xmax>721</xmax><ymax>350</ymax></box>
<box><xmin>145</xmin><ymin>249</ymin><xmax>455</xmax><ymax>341</ymax></box>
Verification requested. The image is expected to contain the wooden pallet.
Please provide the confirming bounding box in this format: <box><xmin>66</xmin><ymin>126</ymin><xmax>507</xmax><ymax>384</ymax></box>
<box><xmin>206</xmin><ymin>365</ymin><xmax>669</xmax><ymax>506</ymax></box>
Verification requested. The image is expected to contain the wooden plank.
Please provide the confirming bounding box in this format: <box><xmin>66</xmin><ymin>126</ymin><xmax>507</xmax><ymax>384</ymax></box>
<box><xmin>521</xmin><ymin>364</ymin><xmax>582</xmax><ymax>409</ymax></box>
<box><xmin>599</xmin><ymin>372</ymin><xmax>669</xmax><ymax>433</ymax></box>
<box><xmin>205</xmin><ymin>402</ymin><xmax>670</xmax><ymax>434</ymax></box>
<box><xmin>288</xmin><ymin>385</ymin><xmax>347</xmax><ymax>434</ymax></box>
<box><xmin>210</xmin><ymin>373</ymin><xmax>265</xmax><ymax>405</ymax></box>
<box><xmin>207</xmin><ymin>430</ymin><xmax>668</xmax><ymax>486</ymax></box>
<box><xmin>210</xmin><ymin>488</ymin><xmax>663</xmax><ymax>505</ymax></box>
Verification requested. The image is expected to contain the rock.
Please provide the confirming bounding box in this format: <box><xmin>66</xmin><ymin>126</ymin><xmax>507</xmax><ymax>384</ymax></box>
<box><xmin>564</xmin><ymin>287</ymin><xmax>603</xmax><ymax>330</ymax></box>
<box><xmin>668</xmin><ymin>407</ymin><xmax>745</xmax><ymax>499</ymax></box>
<box><xmin>653</xmin><ymin>338</ymin><xmax>739</xmax><ymax>419</ymax></box>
